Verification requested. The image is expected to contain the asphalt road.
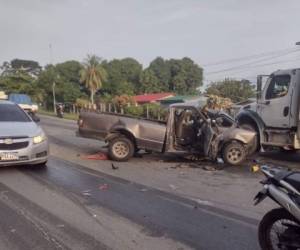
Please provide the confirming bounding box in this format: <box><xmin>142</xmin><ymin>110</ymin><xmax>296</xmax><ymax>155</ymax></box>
<box><xmin>0</xmin><ymin>115</ymin><xmax>266</xmax><ymax>250</ymax></box>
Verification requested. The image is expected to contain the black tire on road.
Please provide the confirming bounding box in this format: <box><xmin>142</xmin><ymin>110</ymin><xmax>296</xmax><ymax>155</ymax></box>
<box><xmin>240</xmin><ymin>123</ymin><xmax>259</xmax><ymax>155</ymax></box>
<box><xmin>222</xmin><ymin>141</ymin><xmax>246</xmax><ymax>166</ymax></box>
<box><xmin>258</xmin><ymin>208</ymin><xmax>300</xmax><ymax>250</ymax></box>
<box><xmin>108</xmin><ymin>137</ymin><xmax>134</xmax><ymax>162</ymax></box>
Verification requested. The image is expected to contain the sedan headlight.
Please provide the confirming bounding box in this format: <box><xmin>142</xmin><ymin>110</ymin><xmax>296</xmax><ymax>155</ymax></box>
<box><xmin>33</xmin><ymin>134</ymin><xmax>47</xmax><ymax>144</ymax></box>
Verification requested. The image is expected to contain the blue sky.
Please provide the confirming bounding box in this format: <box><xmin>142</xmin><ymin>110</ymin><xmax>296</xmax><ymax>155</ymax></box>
<box><xmin>1</xmin><ymin>0</ymin><xmax>300</xmax><ymax>82</ymax></box>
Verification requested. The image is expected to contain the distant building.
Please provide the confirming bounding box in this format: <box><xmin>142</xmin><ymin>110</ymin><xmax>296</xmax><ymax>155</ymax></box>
<box><xmin>133</xmin><ymin>93</ymin><xmax>174</xmax><ymax>105</ymax></box>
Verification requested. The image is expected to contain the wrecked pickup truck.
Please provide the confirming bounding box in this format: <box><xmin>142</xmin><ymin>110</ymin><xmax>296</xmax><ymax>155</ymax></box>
<box><xmin>77</xmin><ymin>104</ymin><xmax>256</xmax><ymax>165</ymax></box>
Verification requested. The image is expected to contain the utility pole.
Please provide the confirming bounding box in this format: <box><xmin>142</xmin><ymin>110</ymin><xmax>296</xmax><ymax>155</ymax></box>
<box><xmin>49</xmin><ymin>43</ymin><xmax>56</xmax><ymax>114</ymax></box>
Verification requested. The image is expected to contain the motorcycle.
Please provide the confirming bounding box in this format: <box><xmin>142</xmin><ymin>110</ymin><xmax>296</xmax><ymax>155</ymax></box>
<box><xmin>56</xmin><ymin>104</ymin><xmax>64</xmax><ymax>118</ymax></box>
<box><xmin>254</xmin><ymin>164</ymin><xmax>300</xmax><ymax>250</ymax></box>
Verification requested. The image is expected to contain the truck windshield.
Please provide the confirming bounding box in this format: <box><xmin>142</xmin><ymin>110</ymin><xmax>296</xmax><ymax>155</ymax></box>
<box><xmin>0</xmin><ymin>104</ymin><xmax>31</xmax><ymax>122</ymax></box>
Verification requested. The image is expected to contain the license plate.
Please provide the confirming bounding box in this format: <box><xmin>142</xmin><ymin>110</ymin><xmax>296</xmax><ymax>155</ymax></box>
<box><xmin>0</xmin><ymin>153</ymin><xmax>19</xmax><ymax>161</ymax></box>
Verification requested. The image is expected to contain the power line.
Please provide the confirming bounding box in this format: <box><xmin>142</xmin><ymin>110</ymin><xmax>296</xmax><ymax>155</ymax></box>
<box><xmin>205</xmin><ymin>49</ymin><xmax>300</xmax><ymax>75</ymax></box>
<box><xmin>215</xmin><ymin>56</ymin><xmax>300</xmax><ymax>76</ymax></box>
<box><xmin>203</xmin><ymin>47</ymin><xmax>298</xmax><ymax>67</ymax></box>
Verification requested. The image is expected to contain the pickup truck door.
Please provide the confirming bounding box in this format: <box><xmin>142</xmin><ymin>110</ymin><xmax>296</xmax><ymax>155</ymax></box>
<box><xmin>258</xmin><ymin>74</ymin><xmax>292</xmax><ymax>128</ymax></box>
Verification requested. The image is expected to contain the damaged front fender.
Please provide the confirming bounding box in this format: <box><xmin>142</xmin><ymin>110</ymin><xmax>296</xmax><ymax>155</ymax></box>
<box><xmin>210</xmin><ymin>127</ymin><xmax>256</xmax><ymax>159</ymax></box>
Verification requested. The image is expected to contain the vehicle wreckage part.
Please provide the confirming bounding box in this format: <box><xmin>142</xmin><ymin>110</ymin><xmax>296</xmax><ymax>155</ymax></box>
<box><xmin>222</xmin><ymin>141</ymin><xmax>246</xmax><ymax>166</ymax></box>
<box><xmin>239</xmin><ymin>123</ymin><xmax>259</xmax><ymax>155</ymax></box>
<box><xmin>108</xmin><ymin>137</ymin><xmax>134</xmax><ymax>161</ymax></box>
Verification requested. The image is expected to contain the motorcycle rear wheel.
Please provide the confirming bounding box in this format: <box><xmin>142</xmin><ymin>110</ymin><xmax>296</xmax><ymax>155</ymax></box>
<box><xmin>259</xmin><ymin>208</ymin><xmax>300</xmax><ymax>250</ymax></box>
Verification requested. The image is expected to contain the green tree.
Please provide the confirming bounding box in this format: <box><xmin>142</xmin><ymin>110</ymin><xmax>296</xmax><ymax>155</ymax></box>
<box><xmin>144</xmin><ymin>57</ymin><xmax>203</xmax><ymax>95</ymax></box>
<box><xmin>139</xmin><ymin>69</ymin><xmax>161</xmax><ymax>93</ymax></box>
<box><xmin>37</xmin><ymin>61</ymin><xmax>85</xmax><ymax>108</ymax></box>
<box><xmin>80</xmin><ymin>55</ymin><xmax>107</xmax><ymax>104</ymax></box>
<box><xmin>0</xmin><ymin>59</ymin><xmax>41</xmax><ymax>100</ymax></box>
<box><xmin>1</xmin><ymin>59</ymin><xmax>42</xmax><ymax>77</ymax></box>
<box><xmin>148</xmin><ymin>57</ymin><xmax>170</xmax><ymax>91</ymax></box>
<box><xmin>205</xmin><ymin>78</ymin><xmax>255</xmax><ymax>102</ymax></box>
<box><xmin>101</xmin><ymin>58</ymin><xmax>142</xmax><ymax>95</ymax></box>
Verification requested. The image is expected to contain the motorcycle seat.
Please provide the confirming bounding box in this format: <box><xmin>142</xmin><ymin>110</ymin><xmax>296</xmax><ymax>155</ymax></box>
<box><xmin>284</xmin><ymin>172</ymin><xmax>300</xmax><ymax>193</ymax></box>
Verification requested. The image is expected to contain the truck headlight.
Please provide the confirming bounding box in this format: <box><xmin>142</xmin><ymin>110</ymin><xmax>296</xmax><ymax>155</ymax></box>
<box><xmin>33</xmin><ymin>134</ymin><xmax>47</xmax><ymax>144</ymax></box>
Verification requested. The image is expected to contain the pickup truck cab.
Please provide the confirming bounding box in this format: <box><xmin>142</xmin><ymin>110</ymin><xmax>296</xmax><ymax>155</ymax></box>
<box><xmin>78</xmin><ymin>105</ymin><xmax>255</xmax><ymax>165</ymax></box>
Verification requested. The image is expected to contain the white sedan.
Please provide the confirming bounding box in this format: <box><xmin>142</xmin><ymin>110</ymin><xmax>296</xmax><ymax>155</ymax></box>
<box><xmin>0</xmin><ymin>100</ymin><xmax>48</xmax><ymax>167</ymax></box>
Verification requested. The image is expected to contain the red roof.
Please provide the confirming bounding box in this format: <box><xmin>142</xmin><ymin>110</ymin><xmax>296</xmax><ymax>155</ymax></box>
<box><xmin>133</xmin><ymin>93</ymin><xmax>174</xmax><ymax>104</ymax></box>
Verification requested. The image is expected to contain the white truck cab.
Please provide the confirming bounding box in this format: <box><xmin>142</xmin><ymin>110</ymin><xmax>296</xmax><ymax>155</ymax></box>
<box><xmin>237</xmin><ymin>68</ymin><xmax>300</xmax><ymax>153</ymax></box>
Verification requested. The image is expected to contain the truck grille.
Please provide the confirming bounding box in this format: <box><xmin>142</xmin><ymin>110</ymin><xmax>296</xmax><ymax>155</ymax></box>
<box><xmin>0</xmin><ymin>141</ymin><xmax>29</xmax><ymax>150</ymax></box>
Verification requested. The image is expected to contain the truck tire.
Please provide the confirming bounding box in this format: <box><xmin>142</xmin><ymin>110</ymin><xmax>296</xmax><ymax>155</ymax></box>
<box><xmin>108</xmin><ymin>137</ymin><xmax>134</xmax><ymax>162</ymax></box>
<box><xmin>222</xmin><ymin>141</ymin><xmax>246</xmax><ymax>166</ymax></box>
<box><xmin>240</xmin><ymin>123</ymin><xmax>259</xmax><ymax>155</ymax></box>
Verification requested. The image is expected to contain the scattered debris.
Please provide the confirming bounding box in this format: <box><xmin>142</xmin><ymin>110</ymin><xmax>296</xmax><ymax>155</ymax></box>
<box><xmin>171</xmin><ymin>163</ymin><xmax>189</xmax><ymax>169</ymax></box>
<box><xmin>202</xmin><ymin>165</ymin><xmax>218</xmax><ymax>171</ymax></box>
<box><xmin>217</xmin><ymin>158</ymin><xmax>224</xmax><ymax>164</ymax></box>
<box><xmin>56</xmin><ymin>224</ymin><xmax>65</xmax><ymax>228</ymax></box>
<box><xmin>81</xmin><ymin>152</ymin><xmax>108</xmax><ymax>160</ymax></box>
<box><xmin>111</xmin><ymin>163</ymin><xmax>119</xmax><ymax>170</ymax></box>
<box><xmin>184</xmin><ymin>155</ymin><xmax>206</xmax><ymax>161</ymax></box>
<box><xmin>76</xmin><ymin>153</ymin><xmax>80</xmax><ymax>157</ymax></box>
<box><xmin>99</xmin><ymin>184</ymin><xmax>109</xmax><ymax>190</ymax></box>
<box><xmin>192</xmin><ymin>198</ymin><xmax>214</xmax><ymax>206</ymax></box>
<box><xmin>169</xmin><ymin>184</ymin><xmax>178</xmax><ymax>190</ymax></box>
<box><xmin>171</xmin><ymin>163</ymin><xmax>201</xmax><ymax>169</ymax></box>
<box><xmin>140</xmin><ymin>188</ymin><xmax>148</xmax><ymax>192</ymax></box>
<box><xmin>251</xmin><ymin>164</ymin><xmax>260</xmax><ymax>173</ymax></box>
<box><xmin>10</xmin><ymin>229</ymin><xmax>16</xmax><ymax>233</ymax></box>
<box><xmin>82</xmin><ymin>191</ymin><xmax>91</xmax><ymax>196</ymax></box>
<box><xmin>93</xmin><ymin>214</ymin><xmax>97</xmax><ymax>218</ymax></box>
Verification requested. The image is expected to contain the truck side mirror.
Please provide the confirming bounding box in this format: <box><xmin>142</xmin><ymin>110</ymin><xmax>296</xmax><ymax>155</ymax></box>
<box><xmin>257</xmin><ymin>76</ymin><xmax>262</xmax><ymax>100</ymax></box>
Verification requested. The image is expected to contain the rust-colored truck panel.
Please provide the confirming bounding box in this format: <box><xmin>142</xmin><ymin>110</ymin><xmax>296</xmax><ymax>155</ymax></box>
<box><xmin>78</xmin><ymin>106</ymin><xmax>256</xmax><ymax>165</ymax></box>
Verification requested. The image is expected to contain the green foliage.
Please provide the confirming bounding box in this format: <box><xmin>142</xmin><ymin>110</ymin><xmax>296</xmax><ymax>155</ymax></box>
<box><xmin>139</xmin><ymin>69</ymin><xmax>161</xmax><ymax>93</ymax></box>
<box><xmin>101</xmin><ymin>58</ymin><xmax>142</xmax><ymax>95</ymax></box>
<box><xmin>124</xmin><ymin>105</ymin><xmax>144</xmax><ymax>117</ymax></box>
<box><xmin>145</xmin><ymin>103</ymin><xmax>167</xmax><ymax>120</ymax></box>
<box><xmin>0</xmin><ymin>59</ymin><xmax>43</xmax><ymax>102</ymax></box>
<box><xmin>80</xmin><ymin>55</ymin><xmax>107</xmax><ymax>104</ymax></box>
<box><xmin>0</xmin><ymin>56</ymin><xmax>204</xmax><ymax>110</ymax></box>
<box><xmin>36</xmin><ymin>62</ymin><xmax>85</xmax><ymax>108</ymax></box>
<box><xmin>144</xmin><ymin>57</ymin><xmax>203</xmax><ymax>95</ymax></box>
<box><xmin>1</xmin><ymin>59</ymin><xmax>42</xmax><ymax>77</ymax></box>
<box><xmin>205</xmin><ymin>79</ymin><xmax>255</xmax><ymax>103</ymax></box>
<box><xmin>148</xmin><ymin>57</ymin><xmax>170</xmax><ymax>91</ymax></box>
<box><xmin>75</xmin><ymin>98</ymin><xmax>90</xmax><ymax>108</ymax></box>
<box><xmin>123</xmin><ymin>103</ymin><xmax>167</xmax><ymax>120</ymax></box>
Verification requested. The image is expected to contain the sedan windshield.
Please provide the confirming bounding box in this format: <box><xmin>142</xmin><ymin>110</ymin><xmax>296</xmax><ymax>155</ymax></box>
<box><xmin>0</xmin><ymin>104</ymin><xmax>31</xmax><ymax>122</ymax></box>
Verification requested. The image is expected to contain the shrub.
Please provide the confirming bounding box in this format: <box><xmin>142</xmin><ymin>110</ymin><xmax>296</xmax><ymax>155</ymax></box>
<box><xmin>124</xmin><ymin>105</ymin><xmax>144</xmax><ymax>117</ymax></box>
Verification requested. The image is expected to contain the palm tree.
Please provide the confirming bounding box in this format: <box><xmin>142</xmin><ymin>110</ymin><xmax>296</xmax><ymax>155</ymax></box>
<box><xmin>80</xmin><ymin>55</ymin><xmax>107</xmax><ymax>105</ymax></box>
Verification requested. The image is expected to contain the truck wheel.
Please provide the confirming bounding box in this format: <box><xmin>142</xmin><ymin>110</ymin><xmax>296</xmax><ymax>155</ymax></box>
<box><xmin>240</xmin><ymin>123</ymin><xmax>259</xmax><ymax>155</ymax></box>
<box><xmin>108</xmin><ymin>137</ymin><xmax>134</xmax><ymax>162</ymax></box>
<box><xmin>222</xmin><ymin>141</ymin><xmax>246</xmax><ymax>166</ymax></box>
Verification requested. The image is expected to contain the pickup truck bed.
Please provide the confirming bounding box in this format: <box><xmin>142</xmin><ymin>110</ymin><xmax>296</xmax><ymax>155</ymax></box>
<box><xmin>78</xmin><ymin>111</ymin><xmax>167</xmax><ymax>152</ymax></box>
